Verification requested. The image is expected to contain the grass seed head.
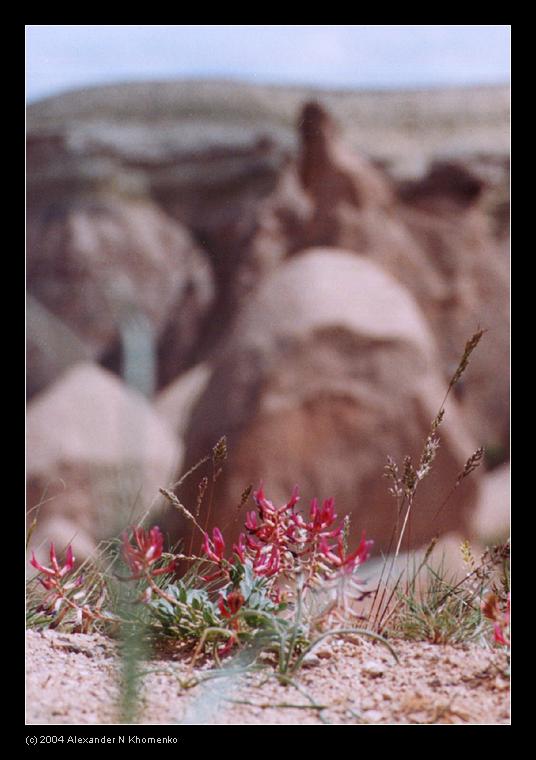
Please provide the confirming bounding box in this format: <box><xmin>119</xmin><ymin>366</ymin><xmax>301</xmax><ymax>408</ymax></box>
<box><xmin>448</xmin><ymin>329</ymin><xmax>485</xmax><ymax>392</ymax></box>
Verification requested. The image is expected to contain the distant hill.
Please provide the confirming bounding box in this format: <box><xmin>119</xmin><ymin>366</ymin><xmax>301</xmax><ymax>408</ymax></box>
<box><xmin>27</xmin><ymin>79</ymin><xmax>509</xmax><ymax>178</ymax></box>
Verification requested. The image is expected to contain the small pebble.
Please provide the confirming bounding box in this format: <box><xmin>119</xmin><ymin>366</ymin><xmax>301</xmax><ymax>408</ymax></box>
<box><xmin>362</xmin><ymin>710</ymin><xmax>383</xmax><ymax>723</ymax></box>
<box><xmin>301</xmin><ymin>653</ymin><xmax>320</xmax><ymax>667</ymax></box>
<box><xmin>362</xmin><ymin>660</ymin><xmax>385</xmax><ymax>677</ymax></box>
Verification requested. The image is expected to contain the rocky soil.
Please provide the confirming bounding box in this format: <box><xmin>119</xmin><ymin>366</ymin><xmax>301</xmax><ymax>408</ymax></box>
<box><xmin>26</xmin><ymin>629</ymin><xmax>510</xmax><ymax>725</ymax></box>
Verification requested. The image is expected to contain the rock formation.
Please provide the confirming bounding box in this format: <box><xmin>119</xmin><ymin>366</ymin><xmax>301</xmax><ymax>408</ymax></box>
<box><xmin>27</xmin><ymin>363</ymin><xmax>182</xmax><ymax>564</ymax></box>
<box><xmin>470</xmin><ymin>463</ymin><xmax>510</xmax><ymax>544</ymax></box>
<box><xmin>27</xmin><ymin>153</ymin><xmax>214</xmax><ymax>394</ymax></box>
<box><xmin>171</xmin><ymin>249</ymin><xmax>481</xmax><ymax>555</ymax></box>
<box><xmin>286</xmin><ymin>103</ymin><xmax>509</xmax><ymax>458</ymax></box>
<box><xmin>26</xmin><ymin>85</ymin><xmax>509</xmax><ymax>559</ymax></box>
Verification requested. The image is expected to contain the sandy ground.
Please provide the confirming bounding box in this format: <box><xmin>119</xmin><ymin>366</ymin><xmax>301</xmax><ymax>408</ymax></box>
<box><xmin>26</xmin><ymin>629</ymin><xmax>510</xmax><ymax>725</ymax></box>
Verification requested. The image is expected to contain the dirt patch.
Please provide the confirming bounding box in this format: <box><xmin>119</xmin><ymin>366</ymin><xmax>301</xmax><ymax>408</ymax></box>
<box><xmin>26</xmin><ymin>629</ymin><xmax>510</xmax><ymax>725</ymax></box>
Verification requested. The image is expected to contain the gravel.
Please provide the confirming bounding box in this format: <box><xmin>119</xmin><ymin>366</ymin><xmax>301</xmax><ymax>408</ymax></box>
<box><xmin>26</xmin><ymin>629</ymin><xmax>510</xmax><ymax>725</ymax></box>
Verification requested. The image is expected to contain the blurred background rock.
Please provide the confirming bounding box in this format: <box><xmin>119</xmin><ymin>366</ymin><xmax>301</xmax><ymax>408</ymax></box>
<box><xmin>26</xmin><ymin>26</ymin><xmax>510</xmax><ymax>566</ymax></box>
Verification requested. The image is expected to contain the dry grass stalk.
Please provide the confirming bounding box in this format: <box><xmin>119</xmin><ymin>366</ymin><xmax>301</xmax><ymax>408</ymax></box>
<box><xmin>370</xmin><ymin>329</ymin><xmax>486</xmax><ymax>632</ymax></box>
<box><xmin>456</xmin><ymin>447</ymin><xmax>485</xmax><ymax>485</ymax></box>
<box><xmin>159</xmin><ymin>488</ymin><xmax>205</xmax><ymax>537</ymax></box>
<box><xmin>447</xmin><ymin>329</ymin><xmax>485</xmax><ymax>393</ymax></box>
<box><xmin>196</xmin><ymin>477</ymin><xmax>209</xmax><ymax>518</ymax></box>
<box><xmin>212</xmin><ymin>436</ymin><xmax>228</xmax><ymax>480</ymax></box>
<box><xmin>170</xmin><ymin>455</ymin><xmax>210</xmax><ymax>490</ymax></box>
<box><xmin>237</xmin><ymin>484</ymin><xmax>253</xmax><ymax>512</ymax></box>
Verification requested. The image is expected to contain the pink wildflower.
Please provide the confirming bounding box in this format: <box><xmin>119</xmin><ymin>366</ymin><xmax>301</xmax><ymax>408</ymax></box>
<box><xmin>121</xmin><ymin>526</ymin><xmax>176</xmax><ymax>580</ymax></box>
<box><xmin>31</xmin><ymin>543</ymin><xmax>75</xmax><ymax>588</ymax></box>
<box><xmin>319</xmin><ymin>531</ymin><xmax>373</xmax><ymax>574</ymax></box>
<box><xmin>290</xmin><ymin>496</ymin><xmax>341</xmax><ymax>542</ymax></box>
<box><xmin>244</xmin><ymin>485</ymin><xmax>300</xmax><ymax>577</ymax></box>
<box><xmin>202</xmin><ymin>527</ymin><xmax>226</xmax><ymax>563</ymax></box>
<box><xmin>216</xmin><ymin>590</ymin><xmax>245</xmax><ymax>657</ymax></box>
<box><xmin>482</xmin><ymin>592</ymin><xmax>510</xmax><ymax>647</ymax></box>
<box><xmin>218</xmin><ymin>590</ymin><xmax>245</xmax><ymax>620</ymax></box>
<box><xmin>30</xmin><ymin>543</ymin><xmax>84</xmax><ymax>618</ymax></box>
<box><xmin>232</xmin><ymin>533</ymin><xmax>247</xmax><ymax>563</ymax></box>
<box><xmin>254</xmin><ymin>544</ymin><xmax>281</xmax><ymax>577</ymax></box>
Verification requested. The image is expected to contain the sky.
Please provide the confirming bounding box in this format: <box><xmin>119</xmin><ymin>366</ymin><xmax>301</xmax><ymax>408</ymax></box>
<box><xmin>26</xmin><ymin>25</ymin><xmax>511</xmax><ymax>103</ymax></box>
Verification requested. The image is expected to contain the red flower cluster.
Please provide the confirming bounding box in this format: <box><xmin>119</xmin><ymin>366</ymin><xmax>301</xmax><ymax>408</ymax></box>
<box><xmin>122</xmin><ymin>526</ymin><xmax>176</xmax><ymax>580</ymax></box>
<box><xmin>319</xmin><ymin>531</ymin><xmax>373</xmax><ymax>574</ymax></box>
<box><xmin>201</xmin><ymin>484</ymin><xmax>372</xmax><ymax>587</ymax></box>
<box><xmin>218</xmin><ymin>590</ymin><xmax>245</xmax><ymax>621</ymax></box>
<box><xmin>217</xmin><ymin>590</ymin><xmax>245</xmax><ymax>655</ymax></box>
<box><xmin>31</xmin><ymin>543</ymin><xmax>75</xmax><ymax>587</ymax></box>
<box><xmin>245</xmin><ymin>485</ymin><xmax>300</xmax><ymax>577</ymax></box>
<box><xmin>30</xmin><ymin>485</ymin><xmax>374</xmax><ymax>645</ymax></box>
<box><xmin>30</xmin><ymin>543</ymin><xmax>83</xmax><ymax>617</ymax></box>
<box><xmin>482</xmin><ymin>592</ymin><xmax>510</xmax><ymax>647</ymax></box>
<box><xmin>201</xmin><ymin>527</ymin><xmax>246</xmax><ymax>581</ymax></box>
<box><xmin>291</xmin><ymin>496</ymin><xmax>340</xmax><ymax>543</ymax></box>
